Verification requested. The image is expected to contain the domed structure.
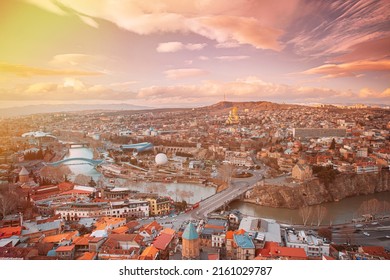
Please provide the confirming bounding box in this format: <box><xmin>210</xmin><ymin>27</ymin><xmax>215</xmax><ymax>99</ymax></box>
<box><xmin>155</xmin><ymin>153</ymin><xmax>168</xmax><ymax>165</ymax></box>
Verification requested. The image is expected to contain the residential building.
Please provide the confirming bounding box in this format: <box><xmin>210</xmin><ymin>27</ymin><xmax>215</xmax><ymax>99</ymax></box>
<box><xmin>285</xmin><ymin>230</ymin><xmax>330</xmax><ymax>257</ymax></box>
<box><xmin>292</xmin><ymin>163</ymin><xmax>313</xmax><ymax>181</ymax></box>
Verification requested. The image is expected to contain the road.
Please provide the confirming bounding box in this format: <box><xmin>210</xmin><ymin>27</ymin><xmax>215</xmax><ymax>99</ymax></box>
<box><xmin>137</xmin><ymin>168</ymin><xmax>267</xmax><ymax>231</ymax></box>
<box><xmin>331</xmin><ymin>219</ymin><xmax>390</xmax><ymax>248</ymax></box>
<box><xmin>190</xmin><ymin>169</ymin><xmax>265</xmax><ymax>220</ymax></box>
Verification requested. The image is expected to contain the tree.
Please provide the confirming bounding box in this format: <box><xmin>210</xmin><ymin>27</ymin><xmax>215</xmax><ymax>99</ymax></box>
<box><xmin>0</xmin><ymin>191</ymin><xmax>20</xmax><ymax>218</ymax></box>
<box><xmin>88</xmin><ymin>178</ymin><xmax>97</xmax><ymax>188</ymax></box>
<box><xmin>74</xmin><ymin>174</ymin><xmax>92</xmax><ymax>186</ymax></box>
<box><xmin>39</xmin><ymin>165</ymin><xmax>72</xmax><ymax>184</ymax></box>
<box><xmin>329</xmin><ymin>138</ymin><xmax>336</xmax><ymax>150</ymax></box>
<box><xmin>299</xmin><ymin>205</ymin><xmax>312</xmax><ymax>226</ymax></box>
<box><xmin>315</xmin><ymin>205</ymin><xmax>327</xmax><ymax>226</ymax></box>
<box><xmin>318</xmin><ymin>228</ymin><xmax>332</xmax><ymax>241</ymax></box>
<box><xmin>218</xmin><ymin>164</ymin><xmax>235</xmax><ymax>188</ymax></box>
<box><xmin>358</xmin><ymin>198</ymin><xmax>381</xmax><ymax>219</ymax></box>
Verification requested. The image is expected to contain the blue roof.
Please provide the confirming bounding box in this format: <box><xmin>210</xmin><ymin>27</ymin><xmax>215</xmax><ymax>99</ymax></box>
<box><xmin>120</xmin><ymin>142</ymin><xmax>153</xmax><ymax>152</ymax></box>
<box><xmin>233</xmin><ymin>234</ymin><xmax>255</xmax><ymax>249</ymax></box>
<box><xmin>47</xmin><ymin>249</ymin><xmax>56</xmax><ymax>257</ymax></box>
<box><xmin>182</xmin><ymin>222</ymin><xmax>198</xmax><ymax>240</ymax></box>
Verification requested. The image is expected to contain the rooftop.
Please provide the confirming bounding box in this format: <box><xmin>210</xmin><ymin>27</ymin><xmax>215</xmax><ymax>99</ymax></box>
<box><xmin>182</xmin><ymin>222</ymin><xmax>198</xmax><ymax>240</ymax></box>
<box><xmin>233</xmin><ymin>234</ymin><xmax>255</xmax><ymax>249</ymax></box>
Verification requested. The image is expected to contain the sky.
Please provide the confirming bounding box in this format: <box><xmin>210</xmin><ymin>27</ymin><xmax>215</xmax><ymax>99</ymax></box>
<box><xmin>0</xmin><ymin>0</ymin><xmax>389</xmax><ymax>109</ymax></box>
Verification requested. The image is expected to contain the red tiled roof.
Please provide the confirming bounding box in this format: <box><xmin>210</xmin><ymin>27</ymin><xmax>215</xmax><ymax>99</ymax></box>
<box><xmin>139</xmin><ymin>246</ymin><xmax>159</xmax><ymax>260</ymax></box>
<box><xmin>112</xmin><ymin>226</ymin><xmax>129</xmax><ymax>234</ymax></box>
<box><xmin>58</xmin><ymin>182</ymin><xmax>74</xmax><ymax>192</ymax></box>
<box><xmin>0</xmin><ymin>247</ymin><xmax>38</xmax><ymax>259</ymax></box>
<box><xmin>72</xmin><ymin>236</ymin><xmax>91</xmax><ymax>246</ymax></box>
<box><xmin>42</xmin><ymin>231</ymin><xmax>78</xmax><ymax>243</ymax></box>
<box><xmin>153</xmin><ymin>233</ymin><xmax>173</xmax><ymax>251</ymax></box>
<box><xmin>204</xmin><ymin>224</ymin><xmax>225</xmax><ymax>230</ymax></box>
<box><xmin>141</xmin><ymin>221</ymin><xmax>163</xmax><ymax>232</ymax></box>
<box><xmin>259</xmin><ymin>242</ymin><xmax>307</xmax><ymax>260</ymax></box>
<box><xmin>0</xmin><ymin>226</ymin><xmax>22</xmax><ymax>239</ymax></box>
<box><xmin>55</xmin><ymin>244</ymin><xmax>75</xmax><ymax>252</ymax></box>
<box><xmin>77</xmin><ymin>252</ymin><xmax>96</xmax><ymax>260</ymax></box>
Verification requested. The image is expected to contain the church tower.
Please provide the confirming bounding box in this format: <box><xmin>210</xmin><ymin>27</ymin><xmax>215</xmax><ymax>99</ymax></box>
<box><xmin>19</xmin><ymin>166</ymin><xmax>29</xmax><ymax>183</ymax></box>
<box><xmin>182</xmin><ymin>222</ymin><xmax>200</xmax><ymax>259</ymax></box>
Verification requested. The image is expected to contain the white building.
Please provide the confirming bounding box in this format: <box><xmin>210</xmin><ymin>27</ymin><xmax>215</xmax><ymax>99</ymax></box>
<box><xmin>355</xmin><ymin>164</ymin><xmax>379</xmax><ymax>174</ymax></box>
<box><xmin>285</xmin><ymin>230</ymin><xmax>330</xmax><ymax>257</ymax></box>
<box><xmin>55</xmin><ymin>199</ymin><xmax>149</xmax><ymax>221</ymax></box>
<box><xmin>118</xmin><ymin>130</ymin><xmax>132</xmax><ymax>136</ymax></box>
<box><xmin>211</xmin><ymin>233</ymin><xmax>225</xmax><ymax>248</ymax></box>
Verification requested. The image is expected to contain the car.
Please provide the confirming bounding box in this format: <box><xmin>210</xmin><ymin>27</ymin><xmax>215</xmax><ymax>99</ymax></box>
<box><xmin>363</xmin><ymin>231</ymin><xmax>370</xmax><ymax>236</ymax></box>
<box><xmin>386</xmin><ymin>235</ymin><xmax>390</xmax><ymax>239</ymax></box>
<box><xmin>371</xmin><ymin>221</ymin><xmax>378</xmax><ymax>225</ymax></box>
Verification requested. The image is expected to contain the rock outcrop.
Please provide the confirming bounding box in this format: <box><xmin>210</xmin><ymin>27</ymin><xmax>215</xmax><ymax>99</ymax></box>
<box><xmin>247</xmin><ymin>171</ymin><xmax>390</xmax><ymax>209</ymax></box>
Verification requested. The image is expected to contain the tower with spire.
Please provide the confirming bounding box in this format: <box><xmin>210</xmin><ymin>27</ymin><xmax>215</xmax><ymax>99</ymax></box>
<box><xmin>182</xmin><ymin>222</ymin><xmax>200</xmax><ymax>260</ymax></box>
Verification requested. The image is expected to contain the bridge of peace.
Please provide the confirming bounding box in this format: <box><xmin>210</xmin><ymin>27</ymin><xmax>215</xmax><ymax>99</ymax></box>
<box><xmin>45</xmin><ymin>157</ymin><xmax>104</xmax><ymax>167</ymax></box>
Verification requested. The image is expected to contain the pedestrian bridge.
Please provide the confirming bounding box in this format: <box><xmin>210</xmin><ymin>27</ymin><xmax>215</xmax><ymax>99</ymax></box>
<box><xmin>46</xmin><ymin>157</ymin><xmax>104</xmax><ymax>167</ymax></box>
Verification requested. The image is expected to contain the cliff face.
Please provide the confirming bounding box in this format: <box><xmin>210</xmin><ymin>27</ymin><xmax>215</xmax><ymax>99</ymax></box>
<box><xmin>248</xmin><ymin>171</ymin><xmax>390</xmax><ymax>209</ymax></box>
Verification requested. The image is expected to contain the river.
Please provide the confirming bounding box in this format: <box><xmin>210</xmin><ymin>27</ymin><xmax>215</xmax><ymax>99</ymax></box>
<box><xmin>63</xmin><ymin>147</ymin><xmax>101</xmax><ymax>181</ymax></box>
<box><xmin>229</xmin><ymin>191</ymin><xmax>390</xmax><ymax>225</ymax></box>
<box><xmin>64</xmin><ymin>147</ymin><xmax>215</xmax><ymax>203</ymax></box>
<box><xmin>64</xmin><ymin>148</ymin><xmax>390</xmax><ymax>223</ymax></box>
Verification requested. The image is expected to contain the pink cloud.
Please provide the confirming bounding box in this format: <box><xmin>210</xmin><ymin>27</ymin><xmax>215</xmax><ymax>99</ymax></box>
<box><xmin>27</xmin><ymin>0</ymin><xmax>299</xmax><ymax>50</ymax></box>
<box><xmin>215</xmin><ymin>56</ymin><xmax>249</xmax><ymax>62</ymax></box>
<box><xmin>359</xmin><ymin>88</ymin><xmax>390</xmax><ymax>99</ymax></box>
<box><xmin>156</xmin><ymin>42</ymin><xmax>184</xmax><ymax>53</ymax></box>
<box><xmin>163</xmin><ymin>68</ymin><xmax>208</xmax><ymax>80</ymax></box>
<box><xmin>331</xmin><ymin>37</ymin><xmax>390</xmax><ymax>63</ymax></box>
<box><xmin>156</xmin><ymin>42</ymin><xmax>207</xmax><ymax>53</ymax></box>
<box><xmin>137</xmin><ymin>76</ymin><xmax>352</xmax><ymax>102</ymax></box>
<box><xmin>303</xmin><ymin>60</ymin><xmax>390</xmax><ymax>78</ymax></box>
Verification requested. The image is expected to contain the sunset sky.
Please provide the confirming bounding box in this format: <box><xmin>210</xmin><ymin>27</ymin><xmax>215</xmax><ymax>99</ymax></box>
<box><xmin>0</xmin><ymin>0</ymin><xmax>389</xmax><ymax>108</ymax></box>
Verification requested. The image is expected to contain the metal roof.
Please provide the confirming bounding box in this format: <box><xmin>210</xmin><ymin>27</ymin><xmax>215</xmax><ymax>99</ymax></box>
<box><xmin>182</xmin><ymin>222</ymin><xmax>198</xmax><ymax>240</ymax></box>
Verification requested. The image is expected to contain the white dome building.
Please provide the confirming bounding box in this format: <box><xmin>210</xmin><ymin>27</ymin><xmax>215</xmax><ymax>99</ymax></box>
<box><xmin>155</xmin><ymin>153</ymin><xmax>168</xmax><ymax>165</ymax></box>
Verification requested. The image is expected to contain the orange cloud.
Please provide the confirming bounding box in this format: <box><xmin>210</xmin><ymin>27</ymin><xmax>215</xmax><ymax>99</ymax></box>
<box><xmin>0</xmin><ymin>62</ymin><xmax>103</xmax><ymax>77</ymax></box>
<box><xmin>0</xmin><ymin>78</ymin><xmax>137</xmax><ymax>100</ymax></box>
<box><xmin>359</xmin><ymin>88</ymin><xmax>390</xmax><ymax>99</ymax></box>
<box><xmin>303</xmin><ymin>60</ymin><xmax>390</xmax><ymax>78</ymax></box>
<box><xmin>26</xmin><ymin>0</ymin><xmax>297</xmax><ymax>50</ymax></box>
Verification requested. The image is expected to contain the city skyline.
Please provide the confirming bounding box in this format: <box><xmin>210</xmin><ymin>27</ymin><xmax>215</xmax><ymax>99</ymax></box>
<box><xmin>0</xmin><ymin>0</ymin><xmax>389</xmax><ymax>109</ymax></box>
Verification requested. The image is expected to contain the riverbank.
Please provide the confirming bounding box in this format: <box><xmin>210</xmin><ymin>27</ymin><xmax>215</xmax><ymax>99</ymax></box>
<box><xmin>230</xmin><ymin>191</ymin><xmax>390</xmax><ymax>225</ymax></box>
<box><xmin>247</xmin><ymin>171</ymin><xmax>390</xmax><ymax>209</ymax></box>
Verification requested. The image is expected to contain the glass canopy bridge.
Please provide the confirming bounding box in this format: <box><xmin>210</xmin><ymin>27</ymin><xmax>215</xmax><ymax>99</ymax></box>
<box><xmin>45</xmin><ymin>157</ymin><xmax>104</xmax><ymax>167</ymax></box>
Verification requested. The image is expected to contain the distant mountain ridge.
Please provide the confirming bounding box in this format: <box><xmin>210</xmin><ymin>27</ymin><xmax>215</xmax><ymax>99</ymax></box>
<box><xmin>0</xmin><ymin>103</ymin><xmax>152</xmax><ymax>117</ymax></box>
<box><xmin>202</xmin><ymin>100</ymin><xmax>298</xmax><ymax>111</ymax></box>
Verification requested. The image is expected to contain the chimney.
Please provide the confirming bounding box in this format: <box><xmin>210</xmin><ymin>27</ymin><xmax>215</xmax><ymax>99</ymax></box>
<box><xmin>19</xmin><ymin>212</ymin><xmax>23</xmax><ymax>226</ymax></box>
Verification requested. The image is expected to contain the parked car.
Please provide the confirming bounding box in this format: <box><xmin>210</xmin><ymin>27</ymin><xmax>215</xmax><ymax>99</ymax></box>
<box><xmin>363</xmin><ymin>231</ymin><xmax>370</xmax><ymax>236</ymax></box>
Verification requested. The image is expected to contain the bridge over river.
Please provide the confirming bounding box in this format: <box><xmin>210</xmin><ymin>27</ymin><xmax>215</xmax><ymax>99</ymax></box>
<box><xmin>45</xmin><ymin>157</ymin><xmax>104</xmax><ymax>167</ymax></box>
<box><xmin>190</xmin><ymin>170</ymin><xmax>265</xmax><ymax>220</ymax></box>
